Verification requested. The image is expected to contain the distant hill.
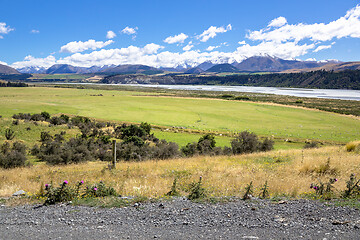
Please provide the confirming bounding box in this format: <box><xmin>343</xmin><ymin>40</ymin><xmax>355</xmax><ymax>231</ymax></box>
<box><xmin>45</xmin><ymin>64</ymin><xmax>86</xmax><ymax>74</ymax></box>
<box><xmin>282</xmin><ymin>61</ymin><xmax>360</xmax><ymax>73</ymax></box>
<box><xmin>0</xmin><ymin>64</ymin><xmax>20</xmax><ymax>74</ymax></box>
<box><xmin>206</xmin><ymin>63</ymin><xmax>239</xmax><ymax>73</ymax></box>
<box><xmin>197</xmin><ymin>61</ymin><xmax>215</xmax><ymax>71</ymax></box>
<box><xmin>17</xmin><ymin>66</ymin><xmax>46</xmax><ymax>74</ymax></box>
<box><xmin>235</xmin><ymin>56</ymin><xmax>332</xmax><ymax>72</ymax></box>
<box><xmin>185</xmin><ymin>67</ymin><xmax>204</xmax><ymax>74</ymax></box>
<box><xmin>100</xmin><ymin>64</ymin><xmax>163</xmax><ymax>75</ymax></box>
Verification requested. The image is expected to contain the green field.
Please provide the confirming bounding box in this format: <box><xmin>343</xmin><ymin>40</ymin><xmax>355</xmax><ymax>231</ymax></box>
<box><xmin>0</xmin><ymin>87</ymin><xmax>359</xmax><ymax>144</ymax></box>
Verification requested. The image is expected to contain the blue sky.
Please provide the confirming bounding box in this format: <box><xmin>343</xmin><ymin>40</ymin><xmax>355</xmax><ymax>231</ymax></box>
<box><xmin>0</xmin><ymin>0</ymin><xmax>360</xmax><ymax>69</ymax></box>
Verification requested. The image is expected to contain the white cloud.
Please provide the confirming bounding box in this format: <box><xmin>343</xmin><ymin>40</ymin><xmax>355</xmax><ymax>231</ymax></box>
<box><xmin>121</xmin><ymin>26</ymin><xmax>138</xmax><ymax>35</ymax></box>
<box><xmin>235</xmin><ymin>41</ymin><xmax>315</xmax><ymax>60</ymax></box>
<box><xmin>164</xmin><ymin>33</ymin><xmax>188</xmax><ymax>44</ymax></box>
<box><xmin>30</xmin><ymin>29</ymin><xmax>40</xmax><ymax>34</ymax></box>
<box><xmin>106</xmin><ymin>30</ymin><xmax>116</xmax><ymax>39</ymax></box>
<box><xmin>11</xmin><ymin>55</ymin><xmax>56</xmax><ymax>69</ymax></box>
<box><xmin>183</xmin><ymin>43</ymin><xmax>194</xmax><ymax>51</ymax></box>
<box><xmin>238</xmin><ymin>40</ymin><xmax>246</xmax><ymax>45</ymax></box>
<box><xmin>247</xmin><ymin>5</ymin><xmax>360</xmax><ymax>43</ymax></box>
<box><xmin>206</xmin><ymin>46</ymin><xmax>219</xmax><ymax>51</ymax></box>
<box><xmin>313</xmin><ymin>44</ymin><xmax>332</xmax><ymax>52</ymax></box>
<box><xmin>60</xmin><ymin>39</ymin><xmax>114</xmax><ymax>53</ymax></box>
<box><xmin>197</xmin><ymin>24</ymin><xmax>232</xmax><ymax>42</ymax></box>
<box><xmin>268</xmin><ymin>16</ymin><xmax>287</xmax><ymax>27</ymax></box>
<box><xmin>0</xmin><ymin>22</ymin><xmax>14</xmax><ymax>38</ymax></box>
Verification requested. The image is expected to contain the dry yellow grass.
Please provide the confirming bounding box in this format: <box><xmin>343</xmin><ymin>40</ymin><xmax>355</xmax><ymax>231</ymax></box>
<box><xmin>0</xmin><ymin>146</ymin><xmax>359</xmax><ymax>198</ymax></box>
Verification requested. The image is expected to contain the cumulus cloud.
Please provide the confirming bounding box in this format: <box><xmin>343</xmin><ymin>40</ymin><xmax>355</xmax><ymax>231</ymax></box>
<box><xmin>121</xmin><ymin>26</ymin><xmax>138</xmax><ymax>35</ymax></box>
<box><xmin>60</xmin><ymin>39</ymin><xmax>114</xmax><ymax>53</ymax></box>
<box><xmin>206</xmin><ymin>46</ymin><xmax>219</xmax><ymax>51</ymax></box>
<box><xmin>235</xmin><ymin>41</ymin><xmax>315</xmax><ymax>59</ymax></box>
<box><xmin>238</xmin><ymin>40</ymin><xmax>246</xmax><ymax>45</ymax></box>
<box><xmin>313</xmin><ymin>44</ymin><xmax>332</xmax><ymax>52</ymax></box>
<box><xmin>183</xmin><ymin>41</ymin><xmax>194</xmax><ymax>51</ymax></box>
<box><xmin>247</xmin><ymin>5</ymin><xmax>360</xmax><ymax>43</ymax></box>
<box><xmin>0</xmin><ymin>22</ymin><xmax>14</xmax><ymax>38</ymax></box>
<box><xmin>106</xmin><ymin>30</ymin><xmax>116</xmax><ymax>39</ymax></box>
<box><xmin>30</xmin><ymin>29</ymin><xmax>40</xmax><ymax>34</ymax></box>
<box><xmin>11</xmin><ymin>55</ymin><xmax>56</xmax><ymax>68</ymax></box>
<box><xmin>197</xmin><ymin>24</ymin><xmax>232</xmax><ymax>42</ymax></box>
<box><xmin>164</xmin><ymin>33</ymin><xmax>188</xmax><ymax>44</ymax></box>
<box><xmin>268</xmin><ymin>16</ymin><xmax>287</xmax><ymax>27</ymax></box>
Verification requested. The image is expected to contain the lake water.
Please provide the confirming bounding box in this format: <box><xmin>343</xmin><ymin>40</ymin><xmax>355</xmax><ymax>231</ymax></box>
<box><xmin>124</xmin><ymin>84</ymin><xmax>360</xmax><ymax>101</ymax></box>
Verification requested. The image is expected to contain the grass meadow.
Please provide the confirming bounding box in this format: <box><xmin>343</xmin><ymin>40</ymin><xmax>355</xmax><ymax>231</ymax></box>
<box><xmin>0</xmin><ymin>87</ymin><xmax>359</xmax><ymax>143</ymax></box>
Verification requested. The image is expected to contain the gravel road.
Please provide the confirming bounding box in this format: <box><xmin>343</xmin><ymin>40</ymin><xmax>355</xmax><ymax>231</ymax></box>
<box><xmin>1</xmin><ymin>198</ymin><xmax>359</xmax><ymax>239</ymax></box>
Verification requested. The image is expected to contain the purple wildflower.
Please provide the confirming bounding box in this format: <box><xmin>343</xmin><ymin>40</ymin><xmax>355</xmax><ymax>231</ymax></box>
<box><xmin>93</xmin><ymin>187</ymin><xmax>97</xmax><ymax>191</ymax></box>
<box><xmin>335</xmin><ymin>178</ymin><xmax>338</xmax><ymax>182</ymax></box>
<box><xmin>63</xmin><ymin>180</ymin><xmax>68</xmax><ymax>184</ymax></box>
<box><xmin>80</xmin><ymin>180</ymin><xmax>84</xmax><ymax>184</ymax></box>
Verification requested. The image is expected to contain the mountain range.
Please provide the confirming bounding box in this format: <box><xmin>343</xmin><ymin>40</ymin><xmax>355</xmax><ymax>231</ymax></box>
<box><xmin>3</xmin><ymin>56</ymin><xmax>359</xmax><ymax>75</ymax></box>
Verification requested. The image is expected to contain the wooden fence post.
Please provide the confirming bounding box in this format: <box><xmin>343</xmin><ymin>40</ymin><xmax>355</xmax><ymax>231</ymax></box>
<box><xmin>112</xmin><ymin>139</ymin><xmax>116</xmax><ymax>169</ymax></box>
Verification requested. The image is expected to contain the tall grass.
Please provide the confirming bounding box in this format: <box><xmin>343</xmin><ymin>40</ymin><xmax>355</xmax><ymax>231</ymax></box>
<box><xmin>1</xmin><ymin>146</ymin><xmax>358</xmax><ymax>198</ymax></box>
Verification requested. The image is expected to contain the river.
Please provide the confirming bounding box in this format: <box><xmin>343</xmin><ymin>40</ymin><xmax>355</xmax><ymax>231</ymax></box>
<box><xmin>123</xmin><ymin>84</ymin><xmax>360</xmax><ymax>101</ymax></box>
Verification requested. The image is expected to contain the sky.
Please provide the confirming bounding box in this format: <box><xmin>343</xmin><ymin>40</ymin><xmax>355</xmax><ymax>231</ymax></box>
<box><xmin>0</xmin><ymin>0</ymin><xmax>360</xmax><ymax>69</ymax></box>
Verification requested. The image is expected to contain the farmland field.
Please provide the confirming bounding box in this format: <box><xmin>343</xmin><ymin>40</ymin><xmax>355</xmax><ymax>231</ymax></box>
<box><xmin>0</xmin><ymin>87</ymin><xmax>359</xmax><ymax>144</ymax></box>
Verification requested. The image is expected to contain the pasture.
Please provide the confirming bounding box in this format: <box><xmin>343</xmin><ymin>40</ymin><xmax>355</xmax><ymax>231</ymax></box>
<box><xmin>0</xmin><ymin>87</ymin><xmax>359</xmax><ymax>143</ymax></box>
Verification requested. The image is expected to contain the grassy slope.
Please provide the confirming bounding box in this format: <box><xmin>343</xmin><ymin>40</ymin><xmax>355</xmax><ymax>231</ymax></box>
<box><xmin>0</xmin><ymin>87</ymin><xmax>359</xmax><ymax>143</ymax></box>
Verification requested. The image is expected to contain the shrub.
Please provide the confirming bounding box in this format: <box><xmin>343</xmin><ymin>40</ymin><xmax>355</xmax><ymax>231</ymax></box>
<box><xmin>187</xmin><ymin>177</ymin><xmax>206</xmax><ymax>200</ymax></box>
<box><xmin>41</xmin><ymin>111</ymin><xmax>51</xmax><ymax>120</ymax></box>
<box><xmin>140</xmin><ymin>122</ymin><xmax>151</xmax><ymax>135</ymax></box>
<box><xmin>120</xmin><ymin>124</ymin><xmax>147</xmax><ymax>140</ymax></box>
<box><xmin>5</xmin><ymin>128</ymin><xmax>15</xmax><ymax>140</ymax></box>
<box><xmin>151</xmin><ymin>140</ymin><xmax>180</xmax><ymax>160</ymax></box>
<box><xmin>40</xmin><ymin>131</ymin><xmax>53</xmax><ymax>142</ymax></box>
<box><xmin>0</xmin><ymin>141</ymin><xmax>27</xmax><ymax>169</ymax></box>
<box><xmin>242</xmin><ymin>181</ymin><xmax>253</xmax><ymax>200</ymax></box>
<box><xmin>231</xmin><ymin>131</ymin><xmax>273</xmax><ymax>154</ymax></box>
<box><xmin>231</xmin><ymin>131</ymin><xmax>260</xmax><ymax>154</ymax></box>
<box><xmin>304</xmin><ymin>141</ymin><xmax>318</xmax><ymax>149</ymax></box>
<box><xmin>181</xmin><ymin>142</ymin><xmax>198</xmax><ymax>157</ymax></box>
<box><xmin>310</xmin><ymin>178</ymin><xmax>337</xmax><ymax>198</ymax></box>
<box><xmin>84</xmin><ymin>181</ymin><xmax>117</xmax><ymax>198</ymax></box>
<box><xmin>44</xmin><ymin>180</ymin><xmax>83</xmax><ymax>205</ymax></box>
<box><xmin>166</xmin><ymin>178</ymin><xmax>180</xmax><ymax>196</ymax></box>
<box><xmin>342</xmin><ymin>174</ymin><xmax>360</xmax><ymax>198</ymax></box>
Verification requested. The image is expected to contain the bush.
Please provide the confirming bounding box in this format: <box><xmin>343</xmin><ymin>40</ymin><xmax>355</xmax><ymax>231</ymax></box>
<box><xmin>83</xmin><ymin>181</ymin><xmax>117</xmax><ymax>198</ymax></box>
<box><xmin>231</xmin><ymin>131</ymin><xmax>273</xmax><ymax>154</ymax></box>
<box><xmin>5</xmin><ymin>128</ymin><xmax>15</xmax><ymax>140</ymax></box>
<box><xmin>187</xmin><ymin>177</ymin><xmax>206</xmax><ymax>200</ymax></box>
<box><xmin>151</xmin><ymin>140</ymin><xmax>180</xmax><ymax>160</ymax></box>
<box><xmin>0</xmin><ymin>141</ymin><xmax>27</xmax><ymax>169</ymax></box>
<box><xmin>304</xmin><ymin>141</ymin><xmax>318</xmax><ymax>149</ymax></box>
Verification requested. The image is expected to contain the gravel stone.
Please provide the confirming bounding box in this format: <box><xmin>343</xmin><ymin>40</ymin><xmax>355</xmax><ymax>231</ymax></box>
<box><xmin>0</xmin><ymin>199</ymin><xmax>359</xmax><ymax>239</ymax></box>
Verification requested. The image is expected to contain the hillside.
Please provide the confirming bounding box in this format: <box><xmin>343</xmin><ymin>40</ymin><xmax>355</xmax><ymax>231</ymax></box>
<box><xmin>0</xmin><ymin>64</ymin><xmax>20</xmax><ymax>74</ymax></box>
<box><xmin>283</xmin><ymin>61</ymin><xmax>360</xmax><ymax>73</ymax></box>
<box><xmin>102</xmin><ymin>69</ymin><xmax>360</xmax><ymax>90</ymax></box>
<box><xmin>235</xmin><ymin>56</ymin><xmax>330</xmax><ymax>72</ymax></box>
<box><xmin>206</xmin><ymin>63</ymin><xmax>239</xmax><ymax>73</ymax></box>
<box><xmin>100</xmin><ymin>64</ymin><xmax>163</xmax><ymax>75</ymax></box>
<box><xmin>184</xmin><ymin>67</ymin><xmax>204</xmax><ymax>74</ymax></box>
<box><xmin>45</xmin><ymin>64</ymin><xmax>86</xmax><ymax>74</ymax></box>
